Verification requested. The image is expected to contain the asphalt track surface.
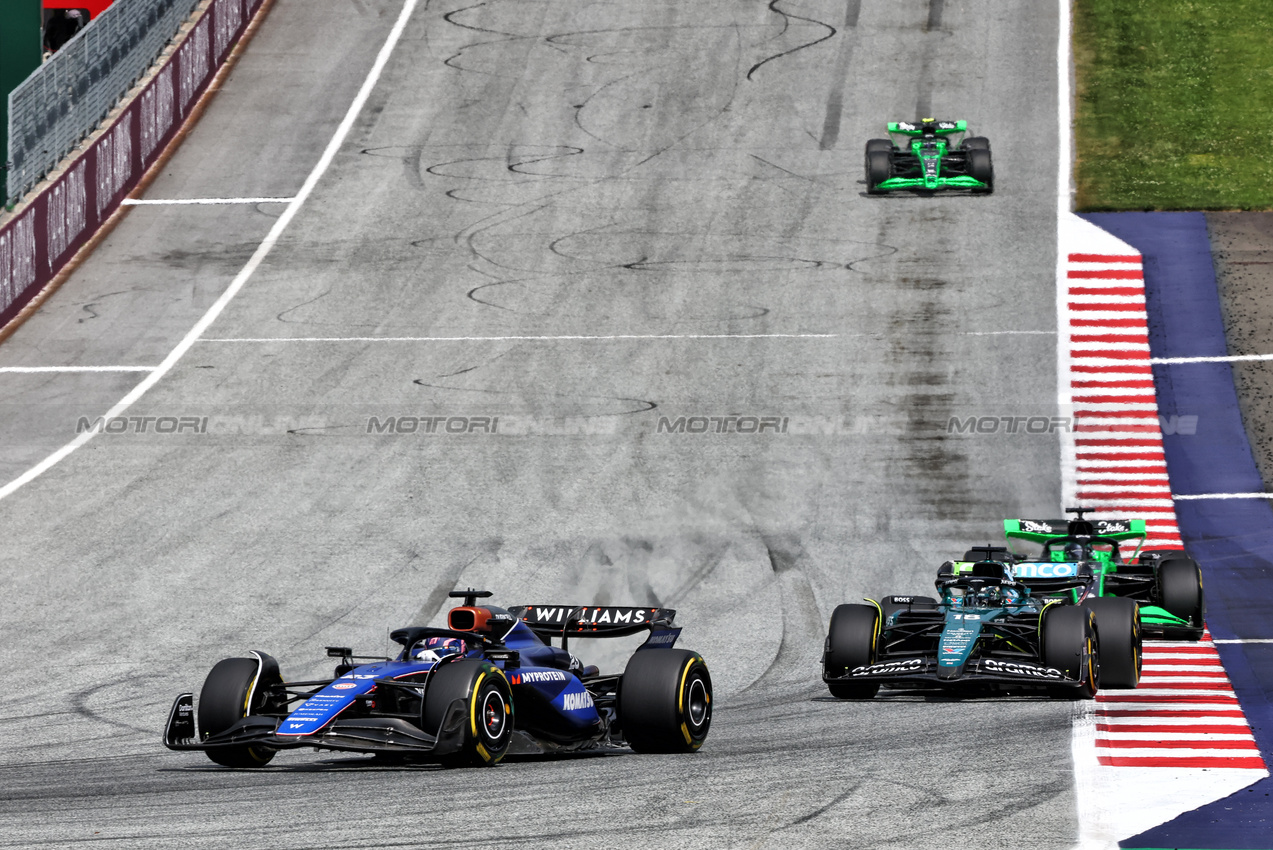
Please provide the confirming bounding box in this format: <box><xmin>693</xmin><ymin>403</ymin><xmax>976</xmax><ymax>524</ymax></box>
<box><xmin>0</xmin><ymin>1</ymin><xmax>1070</xmax><ymax>847</ymax></box>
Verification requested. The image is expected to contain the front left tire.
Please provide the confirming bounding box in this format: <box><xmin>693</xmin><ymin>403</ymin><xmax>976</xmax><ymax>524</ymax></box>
<box><xmin>866</xmin><ymin>150</ymin><xmax>892</xmax><ymax>194</ymax></box>
<box><xmin>823</xmin><ymin>604</ymin><xmax>880</xmax><ymax>699</ymax></box>
<box><xmin>421</xmin><ymin>658</ymin><xmax>514</xmax><ymax>767</ymax></box>
<box><xmin>1042</xmin><ymin>606</ymin><xmax>1098</xmax><ymax>699</ymax></box>
<box><xmin>198</xmin><ymin>656</ymin><xmax>281</xmax><ymax>768</ymax></box>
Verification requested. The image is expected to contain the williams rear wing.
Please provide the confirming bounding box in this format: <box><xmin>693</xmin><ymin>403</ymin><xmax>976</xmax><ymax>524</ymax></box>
<box><xmin>508</xmin><ymin>605</ymin><xmax>676</xmax><ymax>640</ymax></box>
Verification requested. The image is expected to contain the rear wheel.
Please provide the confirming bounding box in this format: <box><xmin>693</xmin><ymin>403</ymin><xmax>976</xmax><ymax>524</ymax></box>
<box><xmin>866</xmin><ymin>150</ymin><xmax>892</xmax><ymax>194</ymax></box>
<box><xmin>1082</xmin><ymin>597</ymin><xmax>1142</xmax><ymax>688</ymax></box>
<box><xmin>961</xmin><ymin>136</ymin><xmax>990</xmax><ymax>151</ymax></box>
<box><xmin>619</xmin><ymin>649</ymin><xmax>712</xmax><ymax>753</ymax></box>
<box><xmin>824</xmin><ymin>604</ymin><xmax>880</xmax><ymax>699</ymax></box>
<box><xmin>198</xmin><ymin>656</ymin><xmax>280</xmax><ymax>768</ymax></box>
<box><xmin>968</xmin><ymin>148</ymin><xmax>994</xmax><ymax>193</ymax></box>
<box><xmin>1158</xmin><ymin>558</ymin><xmax>1204</xmax><ymax>622</ymax></box>
<box><xmin>1042</xmin><ymin>606</ymin><xmax>1098</xmax><ymax>699</ymax></box>
<box><xmin>421</xmin><ymin>658</ymin><xmax>514</xmax><ymax>767</ymax></box>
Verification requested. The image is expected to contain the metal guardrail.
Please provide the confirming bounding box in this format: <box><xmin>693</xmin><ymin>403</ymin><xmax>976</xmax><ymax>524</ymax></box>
<box><xmin>5</xmin><ymin>0</ymin><xmax>201</xmax><ymax>206</ymax></box>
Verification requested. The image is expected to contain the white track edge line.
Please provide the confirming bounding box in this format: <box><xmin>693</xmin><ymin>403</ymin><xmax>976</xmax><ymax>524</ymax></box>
<box><xmin>0</xmin><ymin>0</ymin><xmax>420</xmax><ymax>502</ymax></box>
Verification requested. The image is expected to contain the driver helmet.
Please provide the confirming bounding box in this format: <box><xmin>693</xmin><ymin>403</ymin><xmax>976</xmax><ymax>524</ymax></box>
<box><xmin>1063</xmin><ymin>541</ymin><xmax>1089</xmax><ymax>562</ymax></box>
<box><xmin>413</xmin><ymin>636</ymin><xmax>466</xmax><ymax>663</ymax></box>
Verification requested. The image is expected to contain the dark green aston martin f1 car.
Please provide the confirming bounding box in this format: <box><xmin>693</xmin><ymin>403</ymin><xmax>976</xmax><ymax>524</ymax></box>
<box><xmin>864</xmin><ymin>118</ymin><xmax>993</xmax><ymax>194</ymax></box>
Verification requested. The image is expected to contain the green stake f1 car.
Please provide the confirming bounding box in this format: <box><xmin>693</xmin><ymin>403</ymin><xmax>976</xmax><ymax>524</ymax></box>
<box><xmin>980</xmin><ymin>507</ymin><xmax>1205</xmax><ymax>640</ymax></box>
<box><xmin>864</xmin><ymin>119</ymin><xmax>993</xmax><ymax>194</ymax></box>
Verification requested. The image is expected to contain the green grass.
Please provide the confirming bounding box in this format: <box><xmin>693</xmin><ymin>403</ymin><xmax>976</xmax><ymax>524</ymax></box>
<box><xmin>1074</xmin><ymin>0</ymin><xmax>1273</xmax><ymax>210</ymax></box>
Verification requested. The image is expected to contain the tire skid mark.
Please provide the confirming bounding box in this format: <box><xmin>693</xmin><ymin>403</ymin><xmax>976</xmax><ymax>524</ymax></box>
<box><xmin>440</xmin><ymin>2</ymin><xmax>539</xmax><ymax>76</ymax></box>
<box><xmin>275</xmin><ymin>286</ymin><xmax>333</xmax><ymax>324</ymax></box>
<box><xmin>746</xmin><ymin>0</ymin><xmax>838</xmax><ymax>82</ymax></box>
<box><xmin>915</xmin><ymin>0</ymin><xmax>949</xmax><ymax>119</ymax></box>
<box><xmin>733</xmin><ymin>535</ymin><xmax>826</xmax><ymax>700</ymax></box>
<box><xmin>818</xmin><ymin>0</ymin><xmax>861</xmax><ymax>150</ymax></box>
<box><xmin>411</xmin><ymin>377</ymin><xmax>658</xmax><ymax>417</ymax></box>
<box><xmin>72</xmin><ymin>676</ymin><xmax>164</xmax><ymax>736</ymax></box>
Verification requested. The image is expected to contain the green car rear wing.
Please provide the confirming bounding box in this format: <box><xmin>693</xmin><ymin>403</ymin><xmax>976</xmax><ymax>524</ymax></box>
<box><xmin>887</xmin><ymin>120</ymin><xmax>967</xmax><ymax>135</ymax></box>
<box><xmin>1003</xmin><ymin>518</ymin><xmax>1147</xmax><ymax>544</ymax></box>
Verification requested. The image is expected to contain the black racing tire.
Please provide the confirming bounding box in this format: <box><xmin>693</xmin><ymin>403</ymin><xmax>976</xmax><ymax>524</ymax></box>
<box><xmin>824</xmin><ymin>604</ymin><xmax>880</xmax><ymax>699</ymax></box>
<box><xmin>866</xmin><ymin>138</ymin><xmax>893</xmax><ymax>155</ymax></box>
<box><xmin>961</xmin><ymin>136</ymin><xmax>990</xmax><ymax>151</ymax></box>
<box><xmin>866</xmin><ymin>150</ymin><xmax>892</xmax><ymax>194</ymax></box>
<box><xmin>1042</xmin><ymin>606</ymin><xmax>1098</xmax><ymax>699</ymax></box>
<box><xmin>1158</xmin><ymin>558</ymin><xmax>1204</xmax><ymax>623</ymax></box>
<box><xmin>619</xmin><ymin>649</ymin><xmax>712</xmax><ymax>754</ymax></box>
<box><xmin>421</xmin><ymin>658</ymin><xmax>514</xmax><ymax>767</ymax></box>
<box><xmin>968</xmin><ymin>148</ymin><xmax>994</xmax><ymax>193</ymax></box>
<box><xmin>198</xmin><ymin>657</ymin><xmax>280</xmax><ymax>768</ymax></box>
<box><xmin>1082</xmin><ymin>597</ymin><xmax>1142</xmax><ymax>688</ymax></box>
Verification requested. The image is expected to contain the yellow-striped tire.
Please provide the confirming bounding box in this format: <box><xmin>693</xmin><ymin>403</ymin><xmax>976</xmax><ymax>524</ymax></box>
<box><xmin>422</xmin><ymin>659</ymin><xmax>513</xmax><ymax>767</ymax></box>
<box><xmin>198</xmin><ymin>657</ymin><xmax>279</xmax><ymax>768</ymax></box>
<box><xmin>619</xmin><ymin>649</ymin><xmax>712</xmax><ymax>754</ymax></box>
<box><xmin>824</xmin><ymin>604</ymin><xmax>880</xmax><ymax>699</ymax></box>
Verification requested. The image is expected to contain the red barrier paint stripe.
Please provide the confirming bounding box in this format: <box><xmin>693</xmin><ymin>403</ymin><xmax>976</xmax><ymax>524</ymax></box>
<box><xmin>1069</xmin><ymin>302</ymin><xmax>1146</xmax><ymax>311</ymax></box>
<box><xmin>1068</xmin><ymin>269</ymin><xmax>1145</xmax><ymax>279</ymax></box>
<box><xmin>1073</xmin><ymin>380</ymin><xmax>1156</xmax><ymax>388</ymax></box>
<box><xmin>1097</xmin><ymin>694</ymin><xmax>1240</xmax><ymax>703</ymax></box>
<box><xmin>1070</xmin><ymin>287</ymin><xmax>1146</xmax><ymax>297</ymax></box>
<box><xmin>1094</xmin><ymin>712</ymin><xmax>1242</xmax><ymax>717</ymax></box>
<box><xmin>1098</xmin><ymin>756</ymin><xmax>1267</xmax><ymax>768</ymax></box>
<box><xmin>1097</xmin><ymin>739</ymin><xmax>1259</xmax><ymax>750</ymax></box>
<box><xmin>1079</xmin><ymin>469</ymin><xmax>1169</xmax><ymax>478</ymax></box>
<box><xmin>1077</xmin><ymin>452</ymin><xmax>1166</xmax><ymax>461</ymax></box>
<box><xmin>1072</xmin><ymin>368</ymin><xmax>1155</xmax><ymax>377</ymax></box>
<box><xmin>1096</xmin><ymin>724</ymin><xmax>1252</xmax><ymax>734</ymax></box>
<box><xmin>1071</xmin><ymin>353</ymin><xmax>1153</xmax><ymax>364</ymax></box>
<box><xmin>1074</xmin><ymin>409</ymin><xmax>1160</xmax><ymax>418</ymax></box>
<box><xmin>1140</xmin><ymin>671</ymin><xmax>1230</xmax><ymax>678</ymax></box>
<box><xmin>1069</xmin><ymin>251</ymin><xmax>1140</xmax><ymax>262</ymax></box>
<box><xmin>1071</xmin><ymin>338</ymin><xmax>1152</xmax><ymax>349</ymax></box>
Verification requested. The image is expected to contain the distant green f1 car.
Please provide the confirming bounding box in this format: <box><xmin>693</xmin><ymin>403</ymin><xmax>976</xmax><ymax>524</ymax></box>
<box><xmin>864</xmin><ymin>119</ymin><xmax>993</xmax><ymax>194</ymax></box>
<box><xmin>972</xmin><ymin>507</ymin><xmax>1205</xmax><ymax>640</ymax></box>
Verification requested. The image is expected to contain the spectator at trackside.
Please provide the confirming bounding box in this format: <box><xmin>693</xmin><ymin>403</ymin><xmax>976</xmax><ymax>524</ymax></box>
<box><xmin>43</xmin><ymin>9</ymin><xmax>85</xmax><ymax>55</ymax></box>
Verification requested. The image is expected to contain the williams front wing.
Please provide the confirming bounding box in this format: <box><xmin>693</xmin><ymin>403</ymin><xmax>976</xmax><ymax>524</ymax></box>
<box><xmin>163</xmin><ymin>692</ymin><xmax>471</xmax><ymax>757</ymax></box>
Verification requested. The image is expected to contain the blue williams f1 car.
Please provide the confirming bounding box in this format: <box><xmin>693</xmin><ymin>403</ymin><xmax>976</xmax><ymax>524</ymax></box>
<box><xmin>822</xmin><ymin>559</ymin><xmax>1124</xmax><ymax>699</ymax></box>
<box><xmin>164</xmin><ymin>589</ymin><xmax>712</xmax><ymax>767</ymax></box>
